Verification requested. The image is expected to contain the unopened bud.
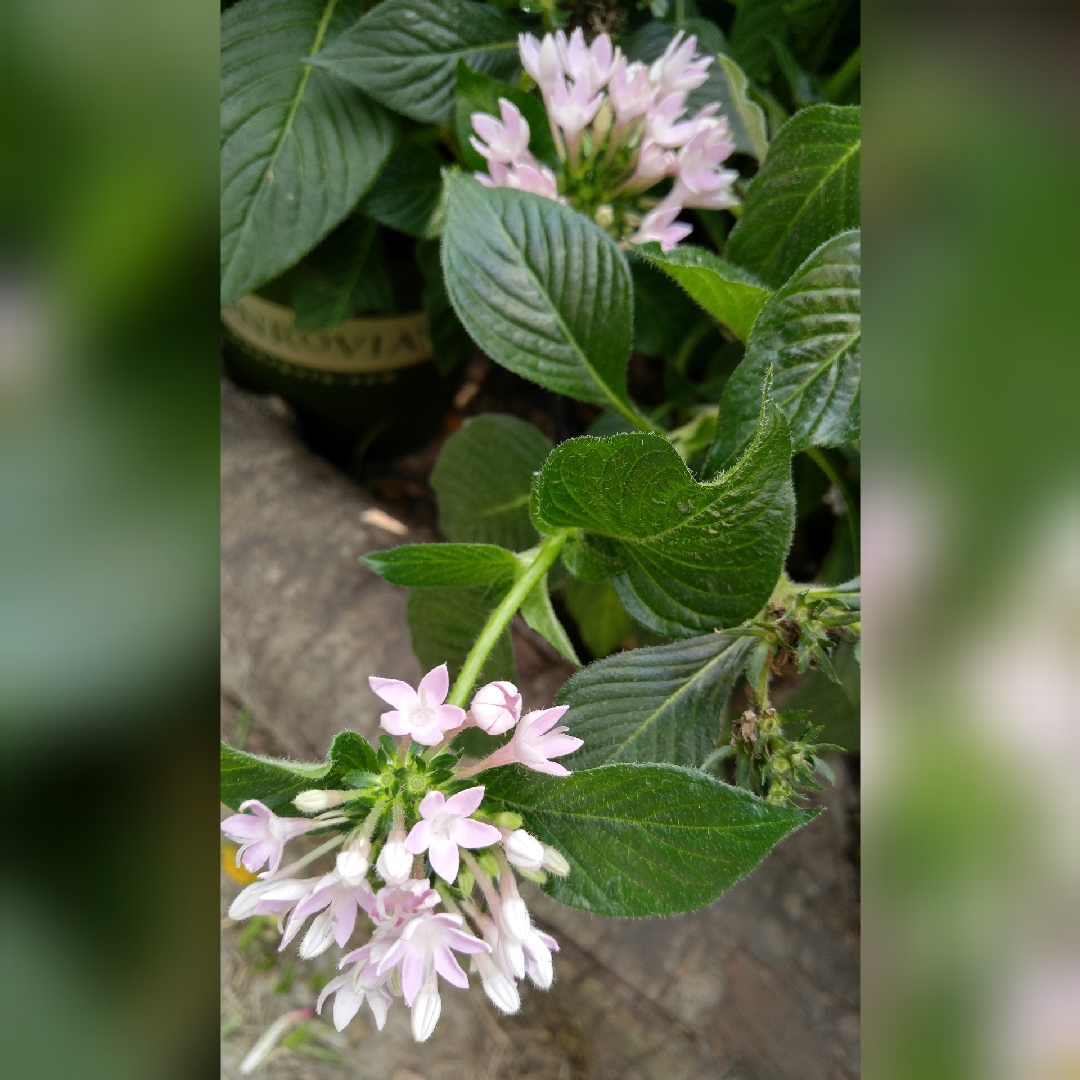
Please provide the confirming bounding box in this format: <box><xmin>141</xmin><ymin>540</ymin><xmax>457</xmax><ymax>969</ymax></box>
<box><xmin>293</xmin><ymin>789</ymin><xmax>348</xmax><ymax>813</ymax></box>
<box><xmin>517</xmin><ymin>866</ymin><xmax>547</xmax><ymax>884</ymax></box>
<box><xmin>594</xmin><ymin>203</ymin><xmax>615</xmax><ymax>230</ymax></box>
<box><xmin>493</xmin><ymin>812</ymin><xmax>523</xmax><ymax>830</ymax></box>
<box><xmin>592</xmin><ymin>100</ymin><xmax>614</xmax><ymax>142</ymax></box>
<box><xmin>475</xmin><ymin>952</ymin><xmax>521</xmax><ymax>1014</ymax></box>
<box><xmin>501</xmin><ymin>829</ymin><xmax>545</xmax><ymax>871</ymax></box>
<box><xmin>470</xmin><ymin>681</ymin><xmax>522</xmax><ymax>735</ymax></box>
<box><xmin>541</xmin><ymin>845</ymin><xmax>570</xmax><ymax>876</ymax></box>
<box><xmin>336</xmin><ymin>840</ymin><xmax>371</xmax><ymax>886</ymax></box>
<box><xmin>376</xmin><ymin>830</ymin><xmax>412</xmax><ymax>885</ymax></box>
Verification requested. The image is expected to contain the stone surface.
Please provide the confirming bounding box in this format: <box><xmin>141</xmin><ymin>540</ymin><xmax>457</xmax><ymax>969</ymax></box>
<box><xmin>220</xmin><ymin>380</ymin><xmax>860</xmax><ymax>1079</ymax></box>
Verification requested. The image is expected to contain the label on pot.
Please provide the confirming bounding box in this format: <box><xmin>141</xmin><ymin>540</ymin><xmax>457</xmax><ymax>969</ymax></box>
<box><xmin>221</xmin><ymin>294</ymin><xmax>432</xmax><ymax>373</ymax></box>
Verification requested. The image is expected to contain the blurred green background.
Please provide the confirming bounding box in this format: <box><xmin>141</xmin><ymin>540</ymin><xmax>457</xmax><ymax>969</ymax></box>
<box><xmin>2</xmin><ymin>0</ymin><xmax>1078</xmax><ymax>1076</ymax></box>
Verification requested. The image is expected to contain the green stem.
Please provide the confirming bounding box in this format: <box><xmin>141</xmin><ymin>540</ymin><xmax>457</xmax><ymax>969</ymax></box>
<box><xmin>825</xmin><ymin>46</ymin><xmax>860</xmax><ymax>103</ymax></box>
<box><xmin>675</xmin><ymin>0</ymin><xmax>687</xmax><ymax>28</ymax></box>
<box><xmin>446</xmin><ymin>531</ymin><xmax>569</xmax><ymax>709</ymax></box>
<box><xmin>805</xmin><ymin>447</ymin><xmax>859</xmax><ymax>557</ymax></box>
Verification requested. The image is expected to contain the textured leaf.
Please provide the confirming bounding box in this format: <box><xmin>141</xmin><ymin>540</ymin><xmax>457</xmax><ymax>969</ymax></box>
<box><xmin>221</xmin><ymin>0</ymin><xmax>396</xmax><ymax>307</ymax></box>
<box><xmin>221</xmin><ymin>731</ymin><xmax>379</xmax><ymax>812</ymax></box>
<box><xmin>729</xmin><ymin>0</ymin><xmax>788</xmax><ymax>83</ymax></box>
<box><xmin>291</xmin><ymin>216</ymin><xmax>393</xmax><ymax>332</ymax></box>
<box><xmin>726</xmin><ymin>104</ymin><xmax>860</xmax><ymax>288</ymax></box>
<box><xmin>454</xmin><ymin>62</ymin><xmax>559</xmax><ymax>171</ymax></box>
<box><xmin>407</xmin><ymin>585</ymin><xmax>515</xmax><ymax>689</ymax></box>
<box><xmin>632</xmin><ymin>243</ymin><xmax>771</xmax><ymax>342</ymax></box>
<box><xmin>557</xmin><ymin>634</ymin><xmax>755</xmax><ymax>768</ymax></box>
<box><xmin>484</xmin><ymin>763</ymin><xmax>818</xmax><ymax>916</ymax></box>
<box><xmin>441</xmin><ymin>173</ymin><xmax>641</xmax><ymax>423</ymax></box>
<box><xmin>707</xmin><ymin>230</ymin><xmax>860</xmax><ymax>472</ymax></box>
<box><xmin>530</xmin><ymin>399</ymin><xmax>795</xmax><ymax>637</ymax></box>
<box><xmin>431</xmin><ymin>414</ymin><xmax>552</xmax><ymax>551</ymax></box>
<box><xmin>314</xmin><ymin>0</ymin><xmax>520</xmax><ymax>125</ymax></box>
<box><xmin>630</xmin><ymin>256</ymin><xmax>705</xmax><ymax>360</ymax></box>
<box><xmin>521</xmin><ymin>573</ymin><xmax>580</xmax><ymax>666</ymax></box>
<box><xmin>361</xmin><ymin>142</ymin><xmax>445</xmax><ymax>238</ymax></box>
<box><xmin>361</xmin><ymin>543</ymin><xmax>518</xmax><ymax>587</ymax></box>
<box><xmin>622</xmin><ymin>21</ymin><xmax>768</xmax><ymax>161</ymax></box>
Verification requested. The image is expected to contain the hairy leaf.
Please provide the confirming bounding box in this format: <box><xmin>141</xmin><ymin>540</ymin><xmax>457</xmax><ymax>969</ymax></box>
<box><xmin>361</xmin><ymin>142</ymin><xmax>445</xmax><ymax>238</ymax></box>
<box><xmin>484</xmin><ymin>763</ymin><xmax>818</xmax><ymax>916</ymax></box>
<box><xmin>314</xmin><ymin>0</ymin><xmax>520</xmax><ymax>125</ymax></box>
<box><xmin>530</xmin><ymin>400</ymin><xmax>795</xmax><ymax>636</ymax></box>
<box><xmin>407</xmin><ymin>585</ymin><xmax>515</xmax><ymax>688</ymax></box>
<box><xmin>632</xmin><ymin>243</ymin><xmax>771</xmax><ymax>342</ymax></box>
<box><xmin>707</xmin><ymin>230</ymin><xmax>860</xmax><ymax>472</ymax></box>
<box><xmin>221</xmin><ymin>731</ymin><xmax>379</xmax><ymax>812</ymax></box>
<box><xmin>431</xmin><ymin>414</ymin><xmax>552</xmax><ymax>551</ymax></box>
<box><xmin>441</xmin><ymin>173</ymin><xmax>640</xmax><ymax>423</ymax></box>
<box><xmin>361</xmin><ymin>543</ymin><xmax>518</xmax><ymax>587</ymax></box>
<box><xmin>726</xmin><ymin>104</ymin><xmax>860</xmax><ymax>288</ymax></box>
<box><xmin>558</xmin><ymin>634</ymin><xmax>755</xmax><ymax>768</ymax></box>
<box><xmin>521</xmin><ymin>573</ymin><xmax>581</xmax><ymax>666</ymax></box>
<box><xmin>455</xmin><ymin>62</ymin><xmax>559</xmax><ymax>171</ymax></box>
<box><xmin>221</xmin><ymin>0</ymin><xmax>395</xmax><ymax>307</ymax></box>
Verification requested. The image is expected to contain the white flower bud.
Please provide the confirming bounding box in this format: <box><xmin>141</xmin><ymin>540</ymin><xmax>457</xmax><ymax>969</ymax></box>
<box><xmin>501</xmin><ymin>829</ymin><xmax>545</xmax><ymax>871</ymax></box>
<box><xmin>336</xmin><ymin>840</ymin><xmax>370</xmax><ymax>886</ymax></box>
<box><xmin>293</xmin><ymin>789</ymin><xmax>347</xmax><ymax>813</ymax></box>
<box><xmin>470</xmin><ymin>680</ymin><xmax>522</xmax><ymax>735</ymax></box>
<box><xmin>475</xmin><ymin>952</ymin><xmax>521</xmax><ymax>1014</ymax></box>
<box><xmin>376</xmin><ymin>830</ymin><xmax>412</xmax><ymax>885</ymax></box>
<box><xmin>541</xmin><ymin>845</ymin><xmax>570</xmax><ymax>876</ymax></box>
<box><xmin>498</xmin><ymin>892</ymin><xmax>532</xmax><ymax>944</ymax></box>
<box><xmin>411</xmin><ymin>974</ymin><xmax>443</xmax><ymax>1042</ymax></box>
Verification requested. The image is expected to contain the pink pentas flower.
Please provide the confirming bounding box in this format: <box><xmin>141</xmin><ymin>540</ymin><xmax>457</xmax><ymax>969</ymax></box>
<box><xmin>369</xmin><ymin>663</ymin><xmax>465</xmax><ymax>746</ymax></box>
<box><xmin>280</xmin><ymin>847</ymin><xmax>376</xmax><ymax>956</ymax></box>
<box><xmin>555</xmin><ymin>27</ymin><xmax>617</xmax><ymax>95</ymax></box>
<box><xmin>608</xmin><ymin>57</ymin><xmax>655</xmax><ymax>126</ymax></box>
<box><xmin>550</xmin><ymin>75</ymin><xmax>603</xmax><ymax>139</ymax></box>
<box><xmin>317</xmin><ymin>946</ymin><xmax>394</xmax><ymax>1032</ymax></box>
<box><xmin>375</xmin><ymin>912</ymin><xmax>490</xmax><ymax>1006</ymax></box>
<box><xmin>220</xmin><ymin>800</ymin><xmax>315</xmax><ymax>874</ymax></box>
<box><xmin>631</xmin><ymin>204</ymin><xmax>694</xmax><ymax>251</ymax></box>
<box><xmin>518</xmin><ymin>32</ymin><xmax>562</xmax><ymax>96</ymax></box>
<box><xmin>470</xmin><ymin>680</ymin><xmax>522</xmax><ymax>735</ymax></box>
<box><xmin>370</xmin><ymin>878</ymin><xmax>440</xmax><ymax>930</ymax></box>
<box><xmin>470</xmin><ymin>99</ymin><xmax>531</xmax><ymax>165</ymax></box>
<box><xmin>404</xmin><ymin>786</ymin><xmax>501</xmax><ymax>883</ymax></box>
<box><xmin>475</xmin><ymin>705</ymin><xmax>583</xmax><ymax>777</ymax></box>
<box><xmin>227</xmin><ymin>875</ymin><xmax>318</xmax><ymax>922</ymax></box>
<box><xmin>650</xmin><ymin>32</ymin><xmax>713</xmax><ymax>97</ymax></box>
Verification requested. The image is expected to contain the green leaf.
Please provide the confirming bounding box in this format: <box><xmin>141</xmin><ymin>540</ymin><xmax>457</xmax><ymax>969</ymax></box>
<box><xmin>729</xmin><ymin>0</ymin><xmax>787</xmax><ymax>83</ymax></box>
<box><xmin>630</xmin><ymin>256</ymin><xmax>706</xmax><ymax>360</ymax></box>
<box><xmin>557</xmin><ymin>634</ymin><xmax>755</xmax><ymax>768</ymax></box>
<box><xmin>407</xmin><ymin>584</ymin><xmax>515</xmax><ymax>688</ymax></box>
<box><xmin>563</xmin><ymin>578</ymin><xmax>633</xmax><ymax>657</ymax></box>
<box><xmin>220</xmin><ymin>731</ymin><xmax>379</xmax><ymax>812</ymax></box>
<box><xmin>361</xmin><ymin>142</ymin><xmax>445</xmax><ymax>238</ymax></box>
<box><xmin>707</xmin><ymin>229</ymin><xmax>860</xmax><ymax>472</ymax></box>
<box><xmin>530</xmin><ymin>397</ymin><xmax>795</xmax><ymax>637</ymax></box>
<box><xmin>313</xmin><ymin>0</ymin><xmax>520</xmax><ymax>125</ymax></box>
<box><xmin>484</xmin><ymin>763</ymin><xmax>818</xmax><ymax>916</ymax></box>
<box><xmin>431</xmin><ymin>414</ymin><xmax>552</xmax><ymax>551</ymax></box>
<box><xmin>621</xmin><ymin>21</ymin><xmax>768</xmax><ymax>161</ymax></box>
<box><xmin>291</xmin><ymin>216</ymin><xmax>393</xmax><ymax>332</ymax></box>
<box><xmin>521</xmin><ymin>572</ymin><xmax>580</xmax><ymax>666</ymax></box>
<box><xmin>221</xmin><ymin>0</ymin><xmax>396</xmax><ymax>307</ymax></box>
<box><xmin>454</xmin><ymin>62</ymin><xmax>558</xmax><ymax>171</ymax></box>
<box><xmin>778</xmin><ymin>640</ymin><xmax>860</xmax><ymax>751</ymax></box>
<box><xmin>441</xmin><ymin>173</ymin><xmax>641</xmax><ymax>424</ymax></box>
<box><xmin>631</xmin><ymin>243</ymin><xmax>771</xmax><ymax>342</ymax></box>
<box><xmin>726</xmin><ymin>104</ymin><xmax>860</xmax><ymax>289</ymax></box>
<box><xmin>361</xmin><ymin>543</ymin><xmax>518</xmax><ymax>587</ymax></box>
<box><xmin>416</xmin><ymin>238</ymin><xmax>472</xmax><ymax>375</ymax></box>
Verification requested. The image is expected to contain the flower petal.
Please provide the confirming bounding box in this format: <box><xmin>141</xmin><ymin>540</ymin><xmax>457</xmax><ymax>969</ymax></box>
<box><xmin>404</xmin><ymin>820</ymin><xmax>432</xmax><ymax>855</ymax></box>
<box><xmin>433</xmin><ymin>945</ymin><xmax>469</xmax><ymax>989</ymax></box>
<box><xmin>417</xmin><ymin>790</ymin><xmax>445</xmax><ymax>819</ymax></box>
<box><xmin>443</xmin><ymin>785</ymin><xmax>486</xmax><ymax>817</ymax></box>
<box><xmin>435</xmin><ymin>704</ymin><xmax>467</xmax><ymax>732</ymax></box>
<box><xmin>368</xmin><ymin>677</ymin><xmax>418</xmax><ymax>711</ymax></box>
<box><xmin>378</xmin><ymin>710</ymin><xmax>412</xmax><ymax>736</ymax></box>
<box><xmin>417</xmin><ymin>663</ymin><xmax>449</xmax><ymax>707</ymax></box>
<box><xmin>400</xmin><ymin>948</ymin><xmax>426</xmax><ymax>1006</ymax></box>
<box><xmin>428</xmin><ymin>837</ymin><xmax>460</xmax><ymax>883</ymax></box>
<box><xmin>220</xmin><ymin>813</ymin><xmax>267</xmax><ymax>841</ymax></box>
<box><xmin>536</xmin><ymin>733</ymin><xmax>584</xmax><ymax>758</ymax></box>
<box><xmin>450</xmin><ymin>818</ymin><xmax>501</xmax><ymax>850</ymax></box>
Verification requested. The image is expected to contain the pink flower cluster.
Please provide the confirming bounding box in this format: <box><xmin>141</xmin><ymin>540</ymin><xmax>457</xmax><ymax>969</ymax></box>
<box><xmin>470</xmin><ymin>28</ymin><xmax>739</xmax><ymax>249</ymax></box>
<box><xmin>222</xmin><ymin>665</ymin><xmax>579</xmax><ymax>1043</ymax></box>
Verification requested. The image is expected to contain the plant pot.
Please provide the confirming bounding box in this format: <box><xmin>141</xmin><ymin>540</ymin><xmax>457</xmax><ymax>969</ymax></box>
<box><xmin>221</xmin><ymin>293</ymin><xmax>450</xmax><ymax>464</ymax></box>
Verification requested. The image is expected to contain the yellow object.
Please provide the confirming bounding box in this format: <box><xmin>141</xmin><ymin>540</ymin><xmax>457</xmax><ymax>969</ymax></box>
<box><xmin>221</xmin><ymin>843</ymin><xmax>259</xmax><ymax>885</ymax></box>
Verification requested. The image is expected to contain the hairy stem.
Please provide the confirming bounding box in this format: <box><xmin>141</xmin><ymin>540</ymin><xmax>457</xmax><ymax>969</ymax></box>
<box><xmin>446</xmin><ymin>531</ymin><xmax>570</xmax><ymax>708</ymax></box>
